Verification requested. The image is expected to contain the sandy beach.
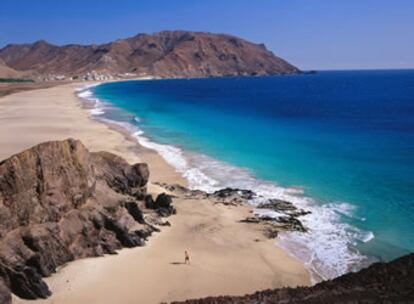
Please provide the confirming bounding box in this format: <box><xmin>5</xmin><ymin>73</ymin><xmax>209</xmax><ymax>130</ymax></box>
<box><xmin>0</xmin><ymin>83</ymin><xmax>309</xmax><ymax>304</ymax></box>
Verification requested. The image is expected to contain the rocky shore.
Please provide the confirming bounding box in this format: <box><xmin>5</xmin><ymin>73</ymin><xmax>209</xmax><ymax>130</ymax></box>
<box><xmin>2</xmin><ymin>139</ymin><xmax>412</xmax><ymax>304</ymax></box>
<box><xmin>0</xmin><ymin>139</ymin><xmax>311</xmax><ymax>303</ymax></box>
<box><xmin>156</xmin><ymin>183</ymin><xmax>310</xmax><ymax>238</ymax></box>
<box><xmin>0</xmin><ymin>139</ymin><xmax>175</xmax><ymax>302</ymax></box>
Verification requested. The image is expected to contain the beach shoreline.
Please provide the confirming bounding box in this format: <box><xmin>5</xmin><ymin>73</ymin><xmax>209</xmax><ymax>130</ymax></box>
<box><xmin>0</xmin><ymin>83</ymin><xmax>310</xmax><ymax>304</ymax></box>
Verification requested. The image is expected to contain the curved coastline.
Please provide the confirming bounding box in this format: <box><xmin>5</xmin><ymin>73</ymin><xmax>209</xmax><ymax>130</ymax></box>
<box><xmin>2</xmin><ymin>83</ymin><xmax>310</xmax><ymax>304</ymax></box>
<box><xmin>80</xmin><ymin>80</ymin><xmax>375</xmax><ymax>282</ymax></box>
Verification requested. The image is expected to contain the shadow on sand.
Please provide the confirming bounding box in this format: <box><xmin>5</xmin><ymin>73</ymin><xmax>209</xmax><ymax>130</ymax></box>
<box><xmin>170</xmin><ymin>261</ymin><xmax>186</xmax><ymax>265</ymax></box>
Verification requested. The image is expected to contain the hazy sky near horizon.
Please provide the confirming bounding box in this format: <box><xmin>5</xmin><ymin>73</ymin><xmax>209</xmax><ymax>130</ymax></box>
<box><xmin>1</xmin><ymin>0</ymin><xmax>413</xmax><ymax>70</ymax></box>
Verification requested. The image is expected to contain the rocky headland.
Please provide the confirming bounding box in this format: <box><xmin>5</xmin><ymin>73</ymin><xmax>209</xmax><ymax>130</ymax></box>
<box><xmin>0</xmin><ymin>139</ymin><xmax>174</xmax><ymax>302</ymax></box>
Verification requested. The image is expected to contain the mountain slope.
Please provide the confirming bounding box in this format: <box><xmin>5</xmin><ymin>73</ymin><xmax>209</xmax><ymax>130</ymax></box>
<box><xmin>0</xmin><ymin>58</ymin><xmax>22</xmax><ymax>78</ymax></box>
<box><xmin>0</xmin><ymin>31</ymin><xmax>299</xmax><ymax>78</ymax></box>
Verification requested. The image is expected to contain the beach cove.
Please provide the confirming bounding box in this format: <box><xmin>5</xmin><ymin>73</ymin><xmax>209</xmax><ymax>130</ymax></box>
<box><xmin>89</xmin><ymin>72</ymin><xmax>414</xmax><ymax>276</ymax></box>
<box><xmin>0</xmin><ymin>84</ymin><xmax>309</xmax><ymax>304</ymax></box>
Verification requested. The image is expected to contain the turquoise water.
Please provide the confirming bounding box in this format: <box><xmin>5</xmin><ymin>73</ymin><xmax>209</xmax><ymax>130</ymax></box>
<box><xmin>83</xmin><ymin>70</ymin><xmax>414</xmax><ymax>280</ymax></box>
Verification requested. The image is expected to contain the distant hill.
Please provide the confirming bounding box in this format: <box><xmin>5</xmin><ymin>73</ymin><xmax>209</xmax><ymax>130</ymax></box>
<box><xmin>0</xmin><ymin>31</ymin><xmax>299</xmax><ymax>79</ymax></box>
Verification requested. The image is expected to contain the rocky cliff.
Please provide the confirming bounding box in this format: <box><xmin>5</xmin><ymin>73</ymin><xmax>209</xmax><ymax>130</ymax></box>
<box><xmin>0</xmin><ymin>139</ymin><xmax>174</xmax><ymax>302</ymax></box>
<box><xmin>174</xmin><ymin>253</ymin><xmax>414</xmax><ymax>304</ymax></box>
<box><xmin>0</xmin><ymin>31</ymin><xmax>299</xmax><ymax>79</ymax></box>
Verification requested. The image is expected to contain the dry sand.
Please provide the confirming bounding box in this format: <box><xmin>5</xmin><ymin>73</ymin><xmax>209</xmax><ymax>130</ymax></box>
<box><xmin>0</xmin><ymin>83</ymin><xmax>310</xmax><ymax>304</ymax></box>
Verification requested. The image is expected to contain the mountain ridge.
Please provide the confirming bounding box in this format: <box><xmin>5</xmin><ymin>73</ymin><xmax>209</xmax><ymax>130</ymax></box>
<box><xmin>0</xmin><ymin>31</ymin><xmax>299</xmax><ymax>79</ymax></box>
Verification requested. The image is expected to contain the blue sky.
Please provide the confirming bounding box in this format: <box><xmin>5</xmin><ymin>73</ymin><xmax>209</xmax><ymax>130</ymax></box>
<box><xmin>1</xmin><ymin>0</ymin><xmax>413</xmax><ymax>70</ymax></box>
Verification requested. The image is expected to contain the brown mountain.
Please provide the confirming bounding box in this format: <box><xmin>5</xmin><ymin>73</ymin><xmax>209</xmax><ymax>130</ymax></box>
<box><xmin>0</xmin><ymin>31</ymin><xmax>299</xmax><ymax>79</ymax></box>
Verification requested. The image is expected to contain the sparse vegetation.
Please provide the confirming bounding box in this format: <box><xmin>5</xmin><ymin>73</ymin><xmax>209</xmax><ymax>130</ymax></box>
<box><xmin>0</xmin><ymin>78</ymin><xmax>34</xmax><ymax>83</ymax></box>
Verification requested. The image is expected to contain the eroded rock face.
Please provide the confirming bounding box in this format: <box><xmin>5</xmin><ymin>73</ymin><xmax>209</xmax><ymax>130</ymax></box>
<box><xmin>0</xmin><ymin>139</ymin><xmax>171</xmax><ymax>300</ymax></box>
<box><xmin>0</xmin><ymin>278</ymin><xmax>11</xmax><ymax>304</ymax></box>
<box><xmin>173</xmin><ymin>253</ymin><xmax>414</xmax><ymax>304</ymax></box>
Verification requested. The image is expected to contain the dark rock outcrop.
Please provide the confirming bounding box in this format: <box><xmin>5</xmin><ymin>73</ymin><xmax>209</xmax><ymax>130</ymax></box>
<box><xmin>211</xmin><ymin>188</ymin><xmax>256</xmax><ymax>206</ymax></box>
<box><xmin>173</xmin><ymin>253</ymin><xmax>414</xmax><ymax>304</ymax></box>
<box><xmin>155</xmin><ymin>183</ymin><xmax>308</xmax><ymax>238</ymax></box>
<box><xmin>241</xmin><ymin>198</ymin><xmax>311</xmax><ymax>236</ymax></box>
<box><xmin>0</xmin><ymin>139</ymin><xmax>173</xmax><ymax>300</ymax></box>
<box><xmin>144</xmin><ymin>193</ymin><xmax>176</xmax><ymax>217</ymax></box>
<box><xmin>0</xmin><ymin>278</ymin><xmax>11</xmax><ymax>304</ymax></box>
<box><xmin>0</xmin><ymin>31</ymin><xmax>300</xmax><ymax>79</ymax></box>
<box><xmin>258</xmin><ymin>198</ymin><xmax>311</xmax><ymax>217</ymax></box>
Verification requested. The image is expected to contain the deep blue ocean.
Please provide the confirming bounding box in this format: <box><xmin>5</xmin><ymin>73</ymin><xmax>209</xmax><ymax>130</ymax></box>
<box><xmin>82</xmin><ymin>70</ymin><xmax>414</xmax><ymax>281</ymax></box>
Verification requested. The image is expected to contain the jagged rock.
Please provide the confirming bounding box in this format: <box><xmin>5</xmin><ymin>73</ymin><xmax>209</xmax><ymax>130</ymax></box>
<box><xmin>274</xmin><ymin>216</ymin><xmax>307</xmax><ymax>232</ymax></box>
<box><xmin>258</xmin><ymin>199</ymin><xmax>296</xmax><ymax>211</ymax></box>
<box><xmin>155</xmin><ymin>193</ymin><xmax>176</xmax><ymax>216</ymax></box>
<box><xmin>156</xmin><ymin>183</ymin><xmax>308</xmax><ymax>238</ymax></box>
<box><xmin>103</xmin><ymin>217</ymin><xmax>144</xmax><ymax>248</ymax></box>
<box><xmin>8</xmin><ymin>265</ymin><xmax>50</xmax><ymax>299</ymax></box>
<box><xmin>211</xmin><ymin>188</ymin><xmax>256</xmax><ymax>206</ymax></box>
<box><xmin>155</xmin><ymin>193</ymin><xmax>173</xmax><ymax>208</ymax></box>
<box><xmin>0</xmin><ymin>278</ymin><xmax>11</xmax><ymax>304</ymax></box>
<box><xmin>124</xmin><ymin>202</ymin><xmax>145</xmax><ymax>224</ymax></box>
<box><xmin>172</xmin><ymin>253</ymin><xmax>414</xmax><ymax>304</ymax></box>
<box><xmin>241</xmin><ymin>214</ymin><xmax>307</xmax><ymax>236</ymax></box>
<box><xmin>212</xmin><ymin>188</ymin><xmax>256</xmax><ymax>200</ymax></box>
<box><xmin>92</xmin><ymin>151</ymin><xmax>149</xmax><ymax>196</ymax></box>
<box><xmin>154</xmin><ymin>183</ymin><xmax>257</xmax><ymax>205</ymax></box>
<box><xmin>257</xmin><ymin>199</ymin><xmax>311</xmax><ymax>217</ymax></box>
<box><xmin>134</xmin><ymin>225</ymin><xmax>158</xmax><ymax>241</ymax></box>
<box><xmin>0</xmin><ymin>139</ymin><xmax>171</xmax><ymax>300</ymax></box>
<box><xmin>241</xmin><ymin>216</ymin><xmax>274</xmax><ymax>223</ymax></box>
<box><xmin>144</xmin><ymin>194</ymin><xmax>155</xmax><ymax>209</ymax></box>
<box><xmin>144</xmin><ymin>192</ymin><xmax>176</xmax><ymax>217</ymax></box>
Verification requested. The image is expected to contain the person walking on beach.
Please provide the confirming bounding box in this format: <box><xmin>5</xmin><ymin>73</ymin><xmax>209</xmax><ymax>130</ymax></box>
<box><xmin>184</xmin><ymin>250</ymin><xmax>190</xmax><ymax>265</ymax></box>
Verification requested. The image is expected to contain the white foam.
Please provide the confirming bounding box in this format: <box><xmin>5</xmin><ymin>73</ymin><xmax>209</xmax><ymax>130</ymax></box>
<box><xmin>76</xmin><ymin>84</ymin><xmax>105</xmax><ymax>117</ymax></box>
<box><xmin>77</xmin><ymin>90</ymin><xmax>92</xmax><ymax>98</ymax></box>
<box><xmin>75</xmin><ymin>82</ymin><xmax>101</xmax><ymax>92</ymax></box>
<box><xmin>77</xmin><ymin>86</ymin><xmax>375</xmax><ymax>284</ymax></box>
<box><xmin>89</xmin><ymin>108</ymin><xmax>105</xmax><ymax>116</ymax></box>
<box><xmin>131</xmin><ymin>128</ymin><xmax>374</xmax><ymax>283</ymax></box>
